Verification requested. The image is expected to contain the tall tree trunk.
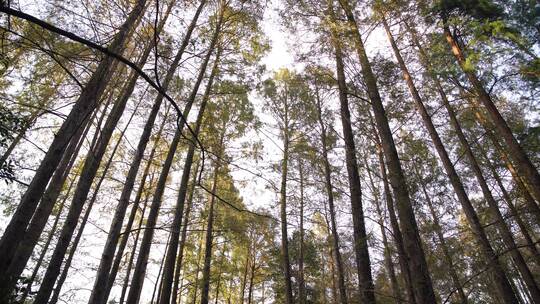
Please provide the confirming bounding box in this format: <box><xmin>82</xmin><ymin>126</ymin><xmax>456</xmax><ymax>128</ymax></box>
<box><xmin>327</xmin><ymin>2</ymin><xmax>375</xmax><ymax>302</ymax></box>
<box><xmin>172</xmin><ymin>159</ymin><xmax>200</xmax><ymax>304</ymax></box>
<box><xmin>200</xmin><ymin>123</ymin><xmax>226</xmax><ymax>304</ymax></box>
<box><xmin>213</xmin><ymin>244</ymin><xmax>226</xmax><ymax>304</ymax></box>
<box><xmin>315</xmin><ymin>85</ymin><xmax>348</xmax><ymax>304</ymax></box>
<box><xmin>247</xmin><ymin>252</ymin><xmax>256</xmax><ymax>304</ymax></box>
<box><xmin>477</xmin><ymin>144</ymin><xmax>540</xmax><ymax>264</ymax></box>
<box><xmin>152</xmin><ymin>238</ymin><xmax>172</xmax><ymax>304</ymax></box>
<box><xmin>363</xmin><ymin>154</ymin><xmax>402</xmax><ymax>304</ymax></box>
<box><xmin>240</xmin><ymin>242</ymin><xmax>251</xmax><ymax>303</ymax></box>
<box><xmin>402</xmin><ymin>21</ymin><xmax>528</xmax><ymax>303</ymax></box>
<box><xmin>373</xmin><ymin>135</ymin><xmax>415</xmax><ymax>304</ymax></box>
<box><xmin>159</xmin><ymin>45</ymin><xmax>222</xmax><ymax>304</ymax></box>
<box><xmin>191</xmin><ymin>231</ymin><xmax>205</xmax><ymax>304</ymax></box>
<box><xmin>279</xmin><ymin>128</ymin><xmax>294</xmax><ymax>304</ymax></box>
<box><xmin>416</xmin><ymin>171</ymin><xmax>468</xmax><ymax>304</ymax></box>
<box><xmin>19</xmin><ymin>177</ymin><xmax>73</xmax><ymax>303</ymax></box>
<box><xmin>298</xmin><ymin>159</ymin><xmax>307</xmax><ymax>304</ymax></box>
<box><xmin>119</xmin><ymin>175</ymin><xmax>154</xmax><ymax>304</ymax></box>
<box><xmin>0</xmin><ymin>3</ymin><xmax>147</xmax><ymax>289</ymax></box>
<box><xmin>442</xmin><ymin>20</ymin><xmax>540</xmax><ymax>204</ymax></box>
<box><xmin>33</xmin><ymin>48</ymin><xmax>150</xmax><ymax>303</ymax></box>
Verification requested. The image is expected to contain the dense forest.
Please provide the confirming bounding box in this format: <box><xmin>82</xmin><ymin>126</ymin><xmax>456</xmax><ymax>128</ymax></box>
<box><xmin>0</xmin><ymin>0</ymin><xmax>539</xmax><ymax>303</ymax></box>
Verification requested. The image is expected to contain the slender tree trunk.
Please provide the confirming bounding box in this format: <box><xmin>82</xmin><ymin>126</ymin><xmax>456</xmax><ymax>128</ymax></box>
<box><xmin>200</xmin><ymin>125</ymin><xmax>226</xmax><ymax>304</ymax></box>
<box><xmin>477</xmin><ymin>144</ymin><xmax>540</xmax><ymax>264</ymax></box>
<box><xmin>442</xmin><ymin>21</ymin><xmax>540</xmax><ymax>204</ymax></box>
<box><xmin>240</xmin><ymin>243</ymin><xmax>251</xmax><ymax>303</ymax></box>
<box><xmin>213</xmin><ymin>244</ymin><xmax>226</xmax><ymax>304</ymax></box>
<box><xmin>191</xmin><ymin>232</ymin><xmax>205</xmax><ymax>304</ymax></box>
<box><xmin>459</xmin><ymin>86</ymin><xmax>540</xmax><ymax>224</ymax></box>
<box><xmin>153</xmin><ymin>238</ymin><xmax>172</xmax><ymax>304</ymax></box>
<box><xmin>19</xmin><ymin>177</ymin><xmax>72</xmax><ymax>303</ymax></box>
<box><xmin>0</xmin><ymin>3</ymin><xmax>146</xmax><ymax>290</ymax></box>
<box><xmin>416</xmin><ymin>172</ymin><xmax>468</xmax><ymax>304</ymax></box>
<box><xmin>104</xmin><ymin>106</ymin><xmax>170</xmax><ymax>302</ymax></box>
<box><xmin>33</xmin><ymin>52</ymin><xmax>150</xmax><ymax>303</ymax></box>
<box><xmin>3</xmin><ymin>101</ymin><xmax>97</xmax><ymax>290</ymax></box>
<box><xmin>160</xmin><ymin>44</ymin><xmax>222</xmax><ymax>304</ymax></box>
<box><xmin>327</xmin><ymin>2</ymin><xmax>375</xmax><ymax>301</ymax></box>
<box><xmin>125</xmin><ymin>11</ymin><xmax>222</xmax><ymax>302</ymax></box>
<box><xmin>363</xmin><ymin>154</ymin><xmax>402</xmax><ymax>304</ymax></box>
<box><xmin>119</xmin><ymin>176</ymin><xmax>154</xmax><ymax>304</ymax></box>
<box><xmin>315</xmin><ymin>86</ymin><xmax>348</xmax><ymax>304</ymax></box>
<box><xmin>172</xmin><ymin>159</ymin><xmax>200</xmax><ymax>304</ymax></box>
<box><xmin>337</xmin><ymin>3</ymin><xmax>438</xmax><ymax>299</ymax></box>
<box><xmin>247</xmin><ymin>254</ymin><xmax>256</xmax><ymax>304</ymax></box>
<box><xmin>279</xmin><ymin>128</ymin><xmax>294</xmax><ymax>304</ymax></box>
<box><xmin>473</xmin><ymin>103</ymin><xmax>540</xmax><ymax>224</ymax></box>
<box><xmin>298</xmin><ymin>159</ymin><xmax>307</xmax><ymax>304</ymax></box>
<box><xmin>374</xmin><ymin>138</ymin><xmax>415</xmax><ymax>304</ymax></box>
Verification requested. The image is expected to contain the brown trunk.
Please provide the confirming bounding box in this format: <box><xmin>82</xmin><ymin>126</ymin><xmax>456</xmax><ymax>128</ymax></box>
<box><xmin>416</xmin><ymin>171</ymin><xmax>468</xmax><ymax>304</ymax></box>
<box><xmin>3</xmin><ymin>100</ymin><xmax>97</xmax><ymax>290</ymax></box>
<box><xmin>19</xmin><ymin>177</ymin><xmax>72</xmax><ymax>303</ymax></box>
<box><xmin>363</xmin><ymin>154</ymin><xmax>402</xmax><ymax>303</ymax></box>
<box><xmin>172</xmin><ymin>159</ymin><xmax>201</xmax><ymax>304</ymax></box>
<box><xmin>105</xmin><ymin>105</ymin><xmax>170</xmax><ymax>300</ymax></box>
<box><xmin>119</xmin><ymin>175</ymin><xmax>154</xmax><ymax>304</ymax></box>
<box><xmin>314</xmin><ymin>86</ymin><xmax>348</xmax><ymax>304</ymax></box>
<box><xmin>477</xmin><ymin>144</ymin><xmax>540</xmax><ymax>265</ymax></box>
<box><xmin>374</xmin><ymin>137</ymin><xmax>415</xmax><ymax>304</ymax></box>
<box><xmin>327</xmin><ymin>2</ymin><xmax>375</xmax><ymax>302</ymax></box>
<box><xmin>442</xmin><ymin>22</ymin><xmax>540</xmax><ymax>205</ymax></box>
<box><xmin>279</xmin><ymin>129</ymin><xmax>294</xmax><ymax>304</ymax></box>
<box><xmin>48</xmin><ymin>98</ymin><xmax>138</xmax><ymax>304</ymax></box>
<box><xmin>298</xmin><ymin>159</ymin><xmax>307</xmax><ymax>304</ymax></box>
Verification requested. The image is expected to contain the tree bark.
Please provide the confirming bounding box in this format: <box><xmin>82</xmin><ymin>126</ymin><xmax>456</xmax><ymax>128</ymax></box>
<box><xmin>373</xmin><ymin>134</ymin><xmax>415</xmax><ymax>304</ymax></box>
<box><xmin>200</xmin><ymin>122</ymin><xmax>226</xmax><ymax>304</ymax></box>
<box><xmin>19</xmin><ymin>177</ymin><xmax>72</xmax><ymax>304</ymax></box>
<box><xmin>105</xmin><ymin>105</ymin><xmax>170</xmax><ymax>301</ymax></box>
<box><xmin>119</xmin><ymin>176</ymin><xmax>154</xmax><ymax>304</ymax></box>
<box><xmin>48</xmin><ymin>97</ymin><xmax>139</xmax><ymax>304</ymax></box>
<box><xmin>2</xmin><ymin>99</ymin><xmax>97</xmax><ymax>292</ymax></box>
